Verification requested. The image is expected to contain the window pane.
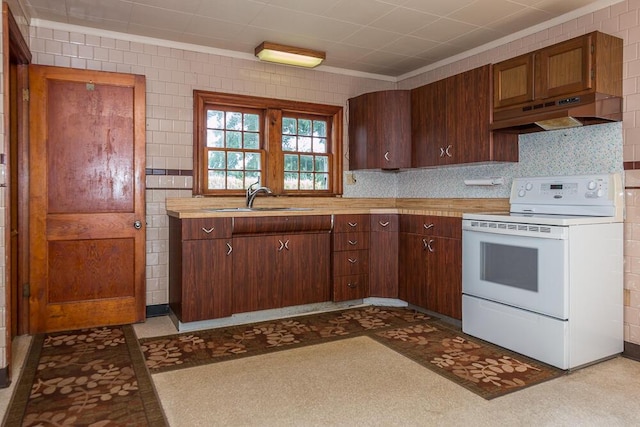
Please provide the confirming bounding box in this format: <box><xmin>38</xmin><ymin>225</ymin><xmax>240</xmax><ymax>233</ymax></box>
<box><xmin>226</xmin><ymin>131</ymin><xmax>242</xmax><ymax>148</ymax></box>
<box><xmin>299</xmin><ymin>137</ymin><xmax>312</xmax><ymax>152</ymax></box>
<box><xmin>298</xmin><ymin>119</ymin><xmax>312</xmax><ymax>136</ymax></box>
<box><xmin>207</xmin><ymin>130</ymin><xmax>224</xmax><ymax>148</ymax></box>
<box><xmin>315</xmin><ymin>156</ymin><xmax>328</xmax><ymax>172</ymax></box>
<box><xmin>284</xmin><ymin>172</ymin><xmax>298</xmax><ymax>190</ymax></box>
<box><xmin>208</xmin><ymin>170</ymin><xmax>225</xmax><ymax>189</ymax></box>
<box><xmin>282</xmin><ymin>117</ymin><xmax>297</xmax><ymax>135</ymax></box>
<box><xmin>245</xmin><ymin>171</ymin><xmax>260</xmax><ymax>188</ymax></box>
<box><xmin>244</xmin><ymin>132</ymin><xmax>259</xmax><ymax>149</ymax></box>
<box><xmin>226</xmin><ymin>112</ymin><xmax>242</xmax><ymax>130</ymax></box>
<box><xmin>282</xmin><ymin>135</ymin><xmax>297</xmax><ymax>152</ymax></box>
<box><xmin>300</xmin><ymin>155</ymin><xmax>314</xmax><ymax>172</ymax></box>
<box><xmin>284</xmin><ymin>154</ymin><xmax>299</xmax><ymax>171</ymax></box>
<box><xmin>300</xmin><ymin>173</ymin><xmax>314</xmax><ymax>189</ymax></box>
<box><xmin>245</xmin><ymin>153</ymin><xmax>261</xmax><ymax>170</ymax></box>
<box><xmin>227</xmin><ymin>152</ymin><xmax>244</xmax><ymax>170</ymax></box>
<box><xmin>207</xmin><ymin>110</ymin><xmax>224</xmax><ymax>129</ymax></box>
<box><xmin>208</xmin><ymin>151</ymin><xmax>225</xmax><ymax>169</ymax></box>
<box><xmin>244</xmin><ymin>113</ymin><xmax>259</xmax><ymax>132</ymax></box>
<box><xmin>313</xmin><ymin>137</ymin><xmax>327</xmax><ymax>153</ymax></box>
<box><xmin>315</xmin><ymin>173</ymin><xmax>328</xmax><ymax>190</ymax></box>
<box><xmin>313</xmin><ymin>120</ymin><xmax>327</xmax><ymax>137</ymax></box>
<box><xmin>227</xmin><ymin>171</ymin><xmax>244</xmax><ymax>189</ymax></box>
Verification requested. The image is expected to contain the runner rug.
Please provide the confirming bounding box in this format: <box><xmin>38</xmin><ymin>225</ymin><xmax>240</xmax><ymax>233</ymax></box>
<box><xmin>140</xmin><ymin>306</ymin><xmax>564</xmax><ymax>400</ymax></box>
<box><xmin>2</xmin><ymin>324</ymin><xmax>168</xmax><ymax>427</ymax></box>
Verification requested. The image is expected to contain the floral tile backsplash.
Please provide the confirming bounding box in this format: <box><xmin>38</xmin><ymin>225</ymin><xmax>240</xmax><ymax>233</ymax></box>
<box><xmin>343</xmin><ymin>122</ymin><xmax>623</xmax><ymax>199</ymax></box>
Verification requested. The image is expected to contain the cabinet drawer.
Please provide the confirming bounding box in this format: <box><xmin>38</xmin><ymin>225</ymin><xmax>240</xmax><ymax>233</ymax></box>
<box><xmin>333</xmin><ymin>214</ymin><xmax>370</xmax><ymax>233</ymax></box>
<box><xmin>333</xmin><ymin>250</ymin><xmax>369</xmax><ymax>275</ymax></box>
<box><xmin>181</xmin><ymin>218</ymin><xmax>232</xmax><ymax>240</ymax></box>
<box><xmin>333</xmin><ymin>274</ymin><xmax>369</xmax><ymax>301</ymax></box>
<box><xmin>399</xmin><ymin>215</ymin><xmax>461</xmax><ymax>238</ymax></box>
<box><xmin>233</xmin><ymin>215</ymin><xmax>332</xmax><ymax>234</ymax></box>
<box><xmin>333</xmin><ymin>232</ymin><xmax>369</xmax><ymax>251</ymax></box>
<box><xmin>371</xmin><ymin>214</ymin><xmax>398</xmax><ymax>232</ymax></box>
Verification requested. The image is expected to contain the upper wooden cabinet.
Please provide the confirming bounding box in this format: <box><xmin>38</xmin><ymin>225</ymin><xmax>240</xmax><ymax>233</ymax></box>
<box><xmin>412</xmin><ymin>65</ymin><xmax>519</xmax><ymax>167</ymax></box>
<box><xmin>348</xmin><ymin>90</ymin><xmax>411</xmax><ymax>170</ymax></box>
<box><xmin>493</xmin><ymin>31</ymin><xmax>622</xmax><ymax>121</ymax></box>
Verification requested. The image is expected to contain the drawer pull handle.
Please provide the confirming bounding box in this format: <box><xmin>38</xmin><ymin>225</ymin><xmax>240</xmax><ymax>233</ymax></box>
<box><xmin>348</xmin><ymin>240</ymin><xmax>358</xmax><ymax>245</ymax></box>
<box><xmin>347</xmin><ymin>282</ymin><xmax>358</xmax><ymax>289</ymax></box>
<box><xmin>202</xmin><ymin>227</ymin><xmax>215</xmax><ymax>233</ymax></box>
<box><xmin>423</xmin><ymin>223</ymin><xmax>434</xmax><ymax>230</ymax></box>
<box><xmin>348</xmin><ymin>222</ymin><xmax>358</xmax><ymax>227</ymax></box>
<box><xmin>384</xmin><ymin>151</ymin><xmax>390</xmax><ymax>161</ymax></box>
<box><xmin>379</xmin><ymin>221</ymin><xmax>389</xmax><ymax>227</ymax></box>
<box><xmin>348</xmin><ymin>258</ymin><xmax>358</xmax><ymax>264</ymax></box>
<box><xmin>226</xmin><ymin>242</ymin><xmax>233</xmax><ymax>256</ymax></box>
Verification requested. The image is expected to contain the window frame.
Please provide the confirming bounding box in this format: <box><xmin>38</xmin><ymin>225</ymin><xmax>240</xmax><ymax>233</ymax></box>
<box><xmin>193</xmin><ymin>90</ymin><xmax>343</xmax><ymax>196</ymax></box>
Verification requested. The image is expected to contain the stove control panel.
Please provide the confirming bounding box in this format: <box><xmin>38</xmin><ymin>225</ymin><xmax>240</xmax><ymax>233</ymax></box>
<box><xmin>510</xmin><ymin>174</ymin><xmax>622</xmax><ymax>217</ymax></box>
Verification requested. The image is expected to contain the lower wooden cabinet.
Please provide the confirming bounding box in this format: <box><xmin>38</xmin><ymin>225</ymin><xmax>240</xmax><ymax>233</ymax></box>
<box><xmin>332</xmin><ymin>215</ymin><xmax>370</xmax><ymax>301</ymax></box>
<box><xmin>369</xmin><ymin>214</ymin><xmax>399</xmax><ymax>297</ymax></box>
<box><xmin>398</xmin><ymin>215</ymin><xmax>462</xmax><ymax>320</ymax></box>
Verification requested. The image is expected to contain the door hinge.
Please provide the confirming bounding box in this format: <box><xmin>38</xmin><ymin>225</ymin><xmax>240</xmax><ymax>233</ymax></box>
<box><xmin>22</xmin><ymin>88</ymin><xmax>29</xmax><ymax>102</ymax></box>
<box><xmin>22</xmin><ymin>283</ymin><xmax>30</xmax><ymax>298</ymax></box>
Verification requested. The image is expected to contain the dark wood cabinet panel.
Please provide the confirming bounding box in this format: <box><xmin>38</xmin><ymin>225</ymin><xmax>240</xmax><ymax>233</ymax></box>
<box><xmin>333</xmin><ymin>274</ymin><xmax>368</xmax><ymax>301</ymax></box>
<box><xmin>233</xmin><ymin>215</ymin><xmax>332</xmax><ymax>234</ymax></box>
<box><xmin>332</xmin><ymin>214</ymin><xmax>370</xmax><ymax>302</ymax></box>
<box><xmin>493</xmin><ymin>54</ymin><xmax>535</xmax><ymax>110</ymax></box>
<box><xmin>169</xmin><ymin>216</ymin><xmax>233</xmax><ymax>323</ymax></box>
<box><xmin>412</xmin><ymin>65</ymin><xmax>518</xmax><ymax>167</ymax></box>
<box><xmin>332</xmin><ymin>231</ymin><xmax>369</xmax><ymax>251</ymax></box>
<box><xmin>333</xmin><ymin>214</ymin><xmax>370</xmax><ymax>233</ymax></box>
<box><xmin>369</xmin><ymin>214</ymin><xmax>398</xmax><ymax>298</ymax></box>
<box><xmin>398</xmin><ymin>232</ymin><xmax>428</xmax><ymax>307</ymax></box>
<box><xmin>333</xmin><ymin>250</ymin><xmax>369</xmax><ymax>275</ymax></box>
<box><xmin>280</xmin><ymin>233</ymin><xmax>331</xmax><ymax>307</ymax></box>
<box><xmin>348</xmin><ymin>90</ymin><xmax>411</xmax><ymax>170</ymax></box>
<box><xmin>181</xmin><ymin>218</ymin><xmax>232</xmax><ymax>240</ymax></box>
<box><xmin>428</xmin><ymin>237</ymin><xmax>462</xmax><ymax>320</ymax></box>
<box><xmin>399</xmin><ymin>215</ymin><xmax>461</xmax><ymax>238</ymax></box>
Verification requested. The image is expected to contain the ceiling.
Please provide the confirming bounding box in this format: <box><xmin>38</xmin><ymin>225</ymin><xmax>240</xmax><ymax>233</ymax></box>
<box><xmin>24</xmin><ymin>0</ymin><xmax>618</xmax><ymax>78</ymax></box>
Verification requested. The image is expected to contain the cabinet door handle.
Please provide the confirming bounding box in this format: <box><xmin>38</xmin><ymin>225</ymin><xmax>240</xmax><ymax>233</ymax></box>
<box><xmin>347</xmin><ymin>282</ymin><xmax>358</xmax><ymax>289</ymax></box>
<box><xmin>425</xmin><ymin>239</ymin><xmax>434</xmax><ymax>252</ymax></box>
<box><xmin>384</xmin><ymin>151</ymin><xmax>390</xmax><ymax>161</ymax></box>
<box><xmin>439</xmin><ymin>147</ymin><xmax>446</xmax><ymax>158</ymax></box>
<box><xmin>278</xmin><ymin>240</ymin><xmax>285</xmax><ymax>251</ymax></box>
<box><xmin>348</xmin><ymin>240</ymin><xmax>358</xmax><ymax>245</ymax></box>
<box><xmin>348</xmin><ymin>222</ymin><xmax>358</xmax><ymax>227</ymax></box>
<box><xmin>284</xmin><ymin>240</ymin><xmax>290</xmax><ymax>251</ymax></box>
<box><xmin>202</xmin><ymin>227</ymin><xmax>215</xmax><ymax>234</ymax></box>
<box><xmin>226</xmin><ymin>242</ymin><xmax>233</xmax><ymax>256</ymax></box>
<box><xmin>423</xmin><ymin>223</ymin><xmax>434</xmax><ymax>230</ymax></box>
<box><xmin>348</xmin><ymin>258</ymin><xmax>358</xmax><ymax>264</ymax></box>
<box><xmin>379</xmin><ymin>221</ymin><xmax>389</xmax><ymax>227</ymax></box>
<box><xmin>445</xmin><ymin>145</ymin><xmax>452</xmax><ymax>157</ymax></box>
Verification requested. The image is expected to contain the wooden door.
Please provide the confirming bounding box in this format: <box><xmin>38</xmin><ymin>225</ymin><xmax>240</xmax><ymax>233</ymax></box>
<box><xmin>411</xmin><ymin>79</ymin><xmax>447</xmax><ymax>167</ymax></box>
<box><xmin>280</xmin><ymin>232</ymin><xmax>330</xmax><ymax>306</ymax></box>
<box><xmin>428</xmin><ymin>236</ymin><xmax>462</xmax><ymax>320</ymax></box>
<box><xmin>493</xmin><ymin>54</ymin><xmax>535</xmax><ymax>109</ymax></box>
<box><xmin>29</xmin><ymin>65</ymin><xmax>146</xmax><ymax>333</ymax></box>
<box><xmin>536</xmin><ymin>34</ymin><xmax>592</xmax><ymax>99</ymax></box>
<box><xmin>398</xmin><ymin>232</ymin><xmax>428</xmax><ymax>307</ymax></box>
<box><xmin>369</xmin><ymin>214</ymin><xmax>398</xmax><ymax>297</ymax></box>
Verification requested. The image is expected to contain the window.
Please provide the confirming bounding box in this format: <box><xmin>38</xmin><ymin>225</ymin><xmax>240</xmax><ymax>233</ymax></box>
<box><xmin>194</xmin><ymin>91</ymin><xmax>343</xmax><ymax>196</ymax></box>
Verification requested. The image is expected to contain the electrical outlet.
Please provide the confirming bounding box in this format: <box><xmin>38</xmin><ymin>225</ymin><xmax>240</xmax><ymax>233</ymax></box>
<box><xmin>345</xmin><ymin>172</ymin><xmax>356</xmax><ymax>185</ymax></box>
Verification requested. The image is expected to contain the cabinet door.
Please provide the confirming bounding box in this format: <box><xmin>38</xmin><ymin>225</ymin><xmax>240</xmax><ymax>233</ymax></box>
<box><xmin>428</xmin><ymin>237</ymin><xmax>462</xmax><ymax>320</ymax></box>
<box><xmin>411</xmin><ymin>79</ymin><xmax>448</xmax><ymax>167</ymax></box>
<box><xmin>232</xmin><ymin>235</ymin><xmax>281</xmax><ymax>313</ymax></box>
<box><xmin>536</xmin><ymin>34</ymin><xmax>592</xmax><ymax>99</ymax></box>
<box><xmin>493</xmin><ymin>54</ymin><xmax>535</xmax><ymax>109</ymax></box>
<box><xmin>369</xmin><ymin>214</ymin><xmax>398</xmax><ymax>297</ymax></box>
<box><xmin>179</xmin><ymin>239</ymin><xmax>233</xmax><ymax>322</ymax></box>
<box><xmin>281</xmin><ymin>233</ymin><xmax>331</xmax><ymax>307</ymax></box>
<box><xmin>448</xmin><ymin>65</ymin><xmax>492</xmax><ymax>164</ymax></box>
<box><xmin>348</xmin><ymin>91</ymin><xmax>411</xmax><ymax>170</ymax></box>
<box><xmin>398</xmin><ymin>232</ymin><xmax>428</xmax><ymax>307</ymax></box>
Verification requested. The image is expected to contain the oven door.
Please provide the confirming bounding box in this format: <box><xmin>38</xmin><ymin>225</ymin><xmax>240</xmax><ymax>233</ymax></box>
<box><xmin>462</xmin><ymin>221</ymin><xmax>569</xmax><ymax>319</ymax></box>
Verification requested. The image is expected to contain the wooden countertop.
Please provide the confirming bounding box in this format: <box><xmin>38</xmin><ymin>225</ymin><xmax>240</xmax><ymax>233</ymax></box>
<box><xmin>166</xmin><ymin>197</ymin><xmax>510</xmax><ymax>219</ymax></box>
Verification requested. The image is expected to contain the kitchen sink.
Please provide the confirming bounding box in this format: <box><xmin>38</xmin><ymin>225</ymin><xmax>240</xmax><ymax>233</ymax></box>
<box><xmin>204</xmin><ymin>207</ymin><xmax>313</xmax><ymax>212</ymax></box>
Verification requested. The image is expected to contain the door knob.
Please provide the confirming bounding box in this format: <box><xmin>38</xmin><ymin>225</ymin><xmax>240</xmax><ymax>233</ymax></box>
<box><xmin>133</xmin><ymin>220</ymin><xmax>142</xmax><ymax>230</ymax></box>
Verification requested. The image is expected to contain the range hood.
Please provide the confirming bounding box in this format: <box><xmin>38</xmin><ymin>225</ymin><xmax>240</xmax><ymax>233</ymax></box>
<box><xmin>491</xmin><ymin>92</ymin><xmax>622</xmax><ymax>133</ymax></box>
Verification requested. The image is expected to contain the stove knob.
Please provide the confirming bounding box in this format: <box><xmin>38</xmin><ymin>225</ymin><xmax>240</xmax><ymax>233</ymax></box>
<box><xmin>518</xmin><ymin>189</ymin><xmax>526</xmax><ymax>197</ymax></box>
<box><xmin>596</xmin><ymin>188</ymin><xmax>604</xmax><ymax>197</ymax></box>
<box><xmin>525</xmin><ymin>182</ymin><xmax>533</xmax><ymax>191</ymax></box>
<box><xmin>587</xmin><ymin>180</ymin><xmax>597</xmax><ymax>190</ymax></box>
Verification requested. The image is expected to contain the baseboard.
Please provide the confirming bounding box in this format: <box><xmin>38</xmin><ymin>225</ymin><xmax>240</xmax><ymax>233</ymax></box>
<box><xmin>623</xmin><ymin>340</ymin><xmax>640</xmax><ymax>362</ymax></box>
<box><xmin>0</xmin><ymin>365</ymin><xmax>10</xmax><ymax>388</ymax></box>
<box><xmin>146</xmin><ymin>304</ymin><xmax>170</xmax><ymax>318</ymax></box>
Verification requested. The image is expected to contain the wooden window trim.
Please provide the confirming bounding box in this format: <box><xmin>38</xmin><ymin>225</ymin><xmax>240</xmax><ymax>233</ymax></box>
<box><xmin>193</xmin><ymin>90</ymin><xmax>343</xmax><ymax>196</ymax></box>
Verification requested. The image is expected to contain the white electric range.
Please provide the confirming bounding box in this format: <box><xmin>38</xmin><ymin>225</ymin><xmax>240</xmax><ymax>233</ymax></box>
<box><xmin>461</xmin><ymin>173</ymin><xmax>624</xmax><ymax>370</ymax></box>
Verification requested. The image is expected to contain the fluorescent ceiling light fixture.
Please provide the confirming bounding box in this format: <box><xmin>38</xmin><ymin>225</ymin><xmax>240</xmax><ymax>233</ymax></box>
<box><xmin>255</xmin><ymin>42</ymin><xmax>325</xmax><ymax>68</ymax></box>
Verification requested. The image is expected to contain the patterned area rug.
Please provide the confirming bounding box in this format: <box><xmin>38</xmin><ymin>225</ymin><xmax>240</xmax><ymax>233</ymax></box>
<box><xmin>3</xmin><ymin>325</ymin><xmax>168</xmax><ymax>427</ymax></box>
<box><xmin>140</xmin><ymin>306</ymin><xmax>565</xmax><ymax>400</ymax></box>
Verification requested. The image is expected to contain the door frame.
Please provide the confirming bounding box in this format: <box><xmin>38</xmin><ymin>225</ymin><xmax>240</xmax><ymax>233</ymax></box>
<box><xmin>2</xmin><ymin>2</ymin><xmax>31</xmax><ymax>385</ymax></box>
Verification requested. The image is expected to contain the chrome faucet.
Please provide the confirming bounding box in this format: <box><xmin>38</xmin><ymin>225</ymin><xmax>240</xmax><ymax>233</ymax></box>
<box><xmin>246</xmin><ymin>181</ymin><xmax>272</xmax><ymax>208</ymax></box>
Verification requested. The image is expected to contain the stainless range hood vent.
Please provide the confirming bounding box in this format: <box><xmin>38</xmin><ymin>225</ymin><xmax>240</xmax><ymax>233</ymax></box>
<box><xmin>491</xmin><ymin>93</ymin><xmax>622</xmax><ymax>134</ymax></box>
